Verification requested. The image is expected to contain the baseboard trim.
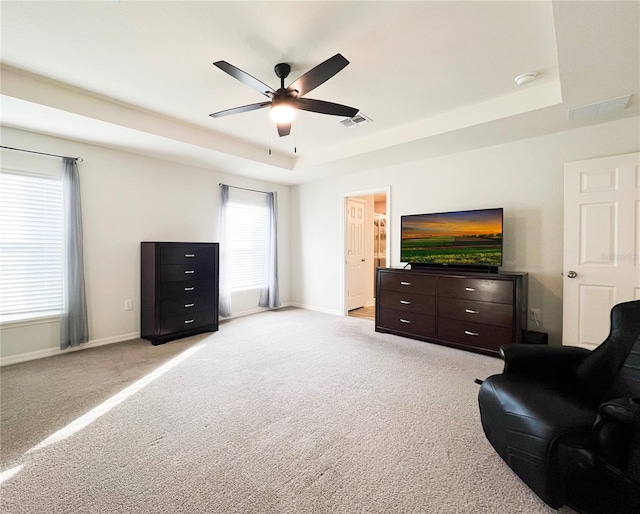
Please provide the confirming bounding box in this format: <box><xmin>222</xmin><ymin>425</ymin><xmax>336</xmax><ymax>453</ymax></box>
<box><xmin>221</xmin><ymin>307</ymin><xmax>269</xmax><ymax>320</ymax></box>
<box><xmin>0</xmin><ymin>332</ymin><xmax>141</xmax><ymax>367</ymax></box>
<box><xmin>219</xmin><ymin>302</ymin><xmax>295</xmax><ymax>321</ymax></box>
<box><xmin>288</xmin><ymin>302</ymin><xmax>341</xmax><ymax>316</ymax></box>
<box><xmin>1</xmin><ymin>303</ymin><xmax>301</xmax><ymax>366</ymax></box>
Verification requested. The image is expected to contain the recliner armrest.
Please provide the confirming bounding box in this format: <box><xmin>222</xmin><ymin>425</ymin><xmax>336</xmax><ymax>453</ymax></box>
<box><xmin>500</xmin><ymin>344</ymin><xmax>590</xmax><ymax>378</ymax></box>
<box><xmin>594</xmin><ymin>398</ymin><xmax>640</xmax><ymax>478</ymax></box>
<box><xmin>599</xmin><ymin>398</ymin><xmax>640</xmax><ymax>429</ymax></box>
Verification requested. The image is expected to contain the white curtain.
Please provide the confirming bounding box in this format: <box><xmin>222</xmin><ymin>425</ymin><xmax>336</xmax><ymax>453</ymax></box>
<box><xmin>218</xmin><ymin>184</ymin><xmax>232</xmax><ymax>317</ymax></box>
<box><xmin>259</xmin><ymin>192</ymin><xmax>280</xmax><ymax>309</ymax></box>
<box><xmin>60</xmin><ymin>158</ymin><xmax>88</xmax><ymax>349</ymax></box>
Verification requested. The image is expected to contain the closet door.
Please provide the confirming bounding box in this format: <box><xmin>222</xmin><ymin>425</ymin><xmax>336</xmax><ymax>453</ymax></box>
<box><xmin>563</xmin><ymin>153</ymin><xmax>640</xmax><ymax>349</ymax></box>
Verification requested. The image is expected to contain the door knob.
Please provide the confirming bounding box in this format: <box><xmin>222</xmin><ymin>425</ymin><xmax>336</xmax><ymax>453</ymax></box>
<box><xmin>565</xmin><ymin>271</ymin><xmax>578</xmax><ymax>278</ymax></box>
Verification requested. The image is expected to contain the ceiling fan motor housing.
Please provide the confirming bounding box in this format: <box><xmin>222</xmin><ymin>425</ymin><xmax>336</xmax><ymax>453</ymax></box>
<box><xmin>274</xmin><ymin>63</ymin><xmax>291</xmax><ymax>80</ymax></box>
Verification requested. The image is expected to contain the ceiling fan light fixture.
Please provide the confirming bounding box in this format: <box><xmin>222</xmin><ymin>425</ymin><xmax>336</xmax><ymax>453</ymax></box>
<box><xmin>270</xmin><ymin>103</ymin><xmax>296</xmax><ymax>123</ymax></box>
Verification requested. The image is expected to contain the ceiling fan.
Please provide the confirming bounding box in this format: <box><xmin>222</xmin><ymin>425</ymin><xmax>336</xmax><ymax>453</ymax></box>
<box><xmin>209</xmin><ymin>53</ymin><xmax>359</xmax><ymax>137</ymax></box>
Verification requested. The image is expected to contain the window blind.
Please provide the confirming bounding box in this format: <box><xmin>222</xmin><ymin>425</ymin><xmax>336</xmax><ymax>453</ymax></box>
<box><xmin>226</xmin><ymin>199</ymin><xmax>269</xmax><ymax>290</ymax></box>
<box><xmin>0</xmin><ymin>169</ymin><xmax>64</xmax><ymax>318</ymax></box>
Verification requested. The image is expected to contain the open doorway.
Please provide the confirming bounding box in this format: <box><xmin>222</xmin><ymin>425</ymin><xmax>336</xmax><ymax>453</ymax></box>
<box><xmin>342</xmin><ymin>187</ymin><xmax>390</xmax><ymax>319</ymax></box>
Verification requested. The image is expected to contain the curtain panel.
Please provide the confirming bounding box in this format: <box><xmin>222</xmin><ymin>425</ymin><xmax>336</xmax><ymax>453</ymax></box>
<box><xmin>259</xmin><ymin>192</ymin><xmax>280</xmax><ymax>309</ymax></box>
<box><xmin>218</xmin><ymin>184</ymin><xmax>232</xmax><ymax>317</ymax></box>
<box><xmin>60</xmin><ymin>157</ymin><xmax>88</xmax><ymax>349</ymax></box>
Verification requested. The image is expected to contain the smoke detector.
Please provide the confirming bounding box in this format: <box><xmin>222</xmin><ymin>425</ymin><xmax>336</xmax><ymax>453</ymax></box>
<box><xmin>340</xmin><ymin>112</ymin><xmax>372</xmax><ymax>128</ymax></box>
<box><xmin>514</xmin><ymin>72</ymin><xmax>537</xmax><ymax>86</ymax></box>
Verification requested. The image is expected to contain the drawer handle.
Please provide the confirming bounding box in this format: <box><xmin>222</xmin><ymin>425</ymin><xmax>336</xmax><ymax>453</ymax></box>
<box><xmin>465</xmin><ymin>287</ymin><xmax>476</xmax><ymax>292</ymax></box>
<box><xmin>464</xmin><ymin>330</ymin><xmax>479</xmax><ymax>336</ymax></box>
<box><xmin>465</xmin><ymin>309</ymin><xmax>479</xmax><ymax>314</ymax></box>
<box><xmin>185</xmin><ymin>303</ymin><xmax>195</xmax><ymax>308</ymax></box>
<box><xmin>400</xmin><ymin>281</ymin><xmax>412</xmax><ymax>286</ymax></box>
<box><xmin>185</xmin><ymin>270</ymin><xmax>195</xmax><ymax>274</ymax></box>
<box><xmin>184</xmin><ymin>319</ymin><xmax>195</xmax><ymax>324</ymax></box>
<box><xmin>184</xmin><ymin>287</ymin><xmax>195</xmax><ymax>291</ymax></box>
<box><xmin>185</xmin><ymin>254</ymin><xmax>195</xmax><ymax>258</ymax></box>
<box><xmin>400</xmin><ymin>318</ymin><xmax>411</xmax><ymax>324</ymax></box>
<box><xmin>400</xmin><ymin>300</ymin><xmax>411</xmax><ymax>305</ymax></box>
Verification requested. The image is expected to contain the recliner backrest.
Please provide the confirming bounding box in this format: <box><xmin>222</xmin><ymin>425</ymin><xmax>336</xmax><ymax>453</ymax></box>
<box><xmin>604</xmin><ymin>337</ymin><xmax>640</xmax><ymax>399</ymax></box>
<box><xmin>574</xmin><ymin>300</ymin><xmax>640</xmax><ymax>401</ymax></box>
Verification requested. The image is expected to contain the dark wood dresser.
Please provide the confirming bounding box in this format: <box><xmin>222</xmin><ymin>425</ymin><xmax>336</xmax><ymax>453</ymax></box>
<box><xmin>375</xmin><ymin>268</ymin><xmax>527</xmax><ymax>356</ymax></box>
<box><xmin>141</xmin><ymin>242</ymin><xmax>219</xmax><ymax>345</ymax></box>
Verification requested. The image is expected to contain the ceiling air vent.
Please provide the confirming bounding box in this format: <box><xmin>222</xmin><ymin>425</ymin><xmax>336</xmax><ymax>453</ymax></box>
<box><xmin>340</xmin><ymin>112</ymin><xmax>372</xmax><ymax>128</ymax></box>
<box><xmin>568</xmin><ymin>95</ymin><xmax>632</xmax><ymax>122</ymax></box>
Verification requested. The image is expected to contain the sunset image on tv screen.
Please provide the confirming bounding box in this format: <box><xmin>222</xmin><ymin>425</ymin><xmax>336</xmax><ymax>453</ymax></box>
<box><xmin>401</xmin><ymin>208</ymin><xmax>503</xmax><ymax>265</ymax></box>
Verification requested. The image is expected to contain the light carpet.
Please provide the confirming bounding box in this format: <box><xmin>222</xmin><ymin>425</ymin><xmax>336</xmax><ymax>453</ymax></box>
<box><xmin>1</xmin><ymin>308</ymin><xmax>567</xmax><ymax>513</ymax></box>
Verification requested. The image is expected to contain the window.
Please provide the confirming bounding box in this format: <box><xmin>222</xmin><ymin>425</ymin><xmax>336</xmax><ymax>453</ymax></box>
<box><xmin>0</xmin><ymin>160</ymin><xmax>64</xmax><ymax>322</ymax></box>
<box><xmin>226</xmin><ymin>195</ymin><xmax>269</xmax><ymax>291</ymax></box>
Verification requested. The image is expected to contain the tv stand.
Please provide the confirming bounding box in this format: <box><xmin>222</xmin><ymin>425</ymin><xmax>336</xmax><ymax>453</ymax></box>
<box><xmin>376</xmin><ymin>268</ymin><xmax>527</xmax><ymax>356</ymax></box>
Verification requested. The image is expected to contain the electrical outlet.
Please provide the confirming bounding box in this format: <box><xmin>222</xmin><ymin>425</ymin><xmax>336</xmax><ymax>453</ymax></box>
<box><xmin>530</xmin><ymin>308</ymin><xmax>541</xmax><ymax>322</ymax></box>
<box><xmin>125</xmin><ymin>299</ymin><xmax>133</xmax><ymax>311</ymax></box>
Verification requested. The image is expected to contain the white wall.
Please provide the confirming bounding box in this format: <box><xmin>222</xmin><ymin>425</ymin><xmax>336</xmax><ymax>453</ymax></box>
<box><xmin>3</xmin><ymin>116</ymin><xmax>638</xmax><ymax>362</ymax></box>
<box><xmin>0</xmin><ymin>127</ymin><xmax>291</xmax><ymax>364</ymax></box>
<box><xmin>290</xmin><ymin>117</ymin><xmax>640</xmax><ymax>345</ymax></box>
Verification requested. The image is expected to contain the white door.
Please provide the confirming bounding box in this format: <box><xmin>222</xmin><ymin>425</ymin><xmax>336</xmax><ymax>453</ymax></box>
<box><xmin>346</xmin><ymin>197</ymin><xmax>366</xmax><ymax>311</ymax></box>
<box><xmin>563</xmin><ymin>152</ymin><xmax>640</xmax><ymax>349</ymax></box>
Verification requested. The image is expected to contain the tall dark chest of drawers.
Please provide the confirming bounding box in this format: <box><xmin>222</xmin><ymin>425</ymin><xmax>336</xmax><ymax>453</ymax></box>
<box><xmin>141</xmin><ymin>242</ymin><xmax>219</xmax><ymax>345</ymax></box>
<box><xmin>376</xmin><ymin>268</ymin><xmax>527</xmax><ymax>356</ymax></box>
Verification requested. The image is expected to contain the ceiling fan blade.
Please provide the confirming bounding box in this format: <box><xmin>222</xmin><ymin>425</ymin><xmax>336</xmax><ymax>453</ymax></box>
<box><xmin>288</xmin><ymin>54</ymin><xmax>349</xmax><ymax>97</ymax></box>
<box><xmin>209</xmin><ymin>101</ymin><xmax>271</xmax><ymax>118</ymax></box>
<box><xmin>277</xmin><ymin>122</ymin><xmax>291</xmax><ymax>137</ymax></box>
<box><xmin>213</xmin><ymin>61</ymin><xmax>275</xmax><ymax>97</ymax></box>
<box><xmin>293</xmin><ymin>98</ymin><xmax>359</xmax><ymax>118</ymax></box>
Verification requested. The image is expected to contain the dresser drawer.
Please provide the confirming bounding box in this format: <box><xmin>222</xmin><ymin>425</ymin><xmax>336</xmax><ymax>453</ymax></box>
<box><xmin>438</xmin><ymin>277</ymin><xmax>513</xmax><ymax>304</ymax></box>
<box><xmin>377</xmin><ymin>308</ymin><xmax>435</xmax><ymax>337</ymax></box>
<box><xmin>159</xmin><ymin>311</ymin><xmax>217</xmax><ymax>336</ymax></box>
<box><xmin>160</xmin><ymin>245</ymin><xmax>216</xmax><ymax>265</ymax></box>
<box><xmin>160</xmin><ymin>295</ymin><xmax>216</xmax><ymax>317</ymax></box>
<box><xmin>379</xmin><ymin>271</ymin><xmax>437</xmax><ymax>294</ymax></box>
<box><xmin>158</xmin><ymin>280</ymin><xmax>216</xmax><ymax>300</ymax></box>
<box><xmin>160</xmin><ymin>263</ymin><xmax>214</xmax><ymax>282</ymax></box>
<box><xmin>437</xmin><ymin>318</ymin><xmax>512</xmax><ymax>351</ymax></box>
<box><xmin>378</xmin><ymin>291</ymin><xmax>435</xmax><ymax>315</ymax></box>
<box><xmin>437</xmin><ymin>297</ymin><xmax>513</xmax><ymax>328</ymax></box>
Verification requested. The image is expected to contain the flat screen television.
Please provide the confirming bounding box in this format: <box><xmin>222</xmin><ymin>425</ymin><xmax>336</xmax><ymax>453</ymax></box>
<box><xmin>400</xmin><ymin>208</ymin><xmax>503</xmax><ymax>272</ymax></box>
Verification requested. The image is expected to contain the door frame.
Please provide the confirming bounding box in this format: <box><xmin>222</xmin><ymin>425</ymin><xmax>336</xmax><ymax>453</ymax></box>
<box><xmin>340</xmin><ymin>186</ymin><xmax>391</xmax><ymax>316</ymax></box>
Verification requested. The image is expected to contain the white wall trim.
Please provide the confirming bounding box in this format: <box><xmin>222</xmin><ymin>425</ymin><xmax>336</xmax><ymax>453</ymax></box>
<box><xmin>1</xmin><ymin>303</ymin><xmax>297</xmax><ymax>367</ymax></box>
<box><xmin>218</xmin><ymin>301</ymin><xmax>295</xmax><ymax>322</ymax></box>
<box><xmin>0</xmin><ymin>332</ymin><xmax>140</xmax><ymax>367</ymax></box>
<box><xmin>220</xmin><ymin>306</ymin><xmax>268</xmax><ymax>321</ymax></box>
<box><xmin>288</xmin><ymin>302</ymin><xmax>342</xmax><ymax>316</ymax></box>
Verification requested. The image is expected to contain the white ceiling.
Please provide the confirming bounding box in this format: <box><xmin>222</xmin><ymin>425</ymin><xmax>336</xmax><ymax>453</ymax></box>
<box><xmin>1</xmin><ymin>1</ymin><xmax>638</xmax><ymax>185</ymax></box>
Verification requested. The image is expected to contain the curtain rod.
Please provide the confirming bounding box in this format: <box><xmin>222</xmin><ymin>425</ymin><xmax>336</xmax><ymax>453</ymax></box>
<box><xmin>219</xmin><ymin>183</ymin><xmax>271</xmax><ymax>194</ymax></box>
<box><xmin>0</xmin><ymin>145</ymin><xmax>83</xmax><ymax>163</ymax></box>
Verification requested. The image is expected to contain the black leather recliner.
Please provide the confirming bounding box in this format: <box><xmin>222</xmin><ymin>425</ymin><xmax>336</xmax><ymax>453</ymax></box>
<box><xmin>478</xmin><ymin>300</ymin><xmax>640</xmax><ymax>512</ymax></box>
<box><xmin>557</xmin><ymin>396</ymin><xmax>640</xmax><ymax>513</ymax></box>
